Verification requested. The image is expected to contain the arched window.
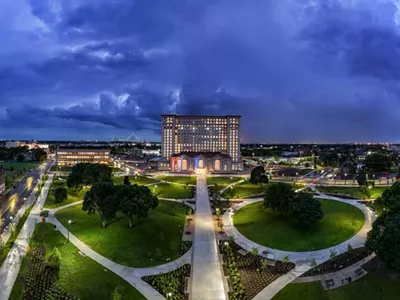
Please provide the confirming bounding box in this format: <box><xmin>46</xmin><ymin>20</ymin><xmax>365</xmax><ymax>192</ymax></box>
<box><xmin>215</xmin><ymin>160</ymin><xmax>221</xmax><ymax>171</ymax></box>
<box><xmin>198</xmin><ymin>159</ymin><xmax>204</xmax><ymax>169</ymax></box>
<box><xmin>182</xmin><ymin>159</ymin><xmax>188</xmax><ymax>171</ymax></box>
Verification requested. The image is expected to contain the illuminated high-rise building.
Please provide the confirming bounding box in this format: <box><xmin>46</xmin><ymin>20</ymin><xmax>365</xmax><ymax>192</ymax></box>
<box><xmin>158</xmin><ymin>115</ymin><xmax>242</xmax><ymax>172</ymax></box>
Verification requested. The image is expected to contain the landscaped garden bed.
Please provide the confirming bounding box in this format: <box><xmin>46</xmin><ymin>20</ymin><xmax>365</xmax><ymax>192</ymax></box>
<box><xmin>142</xmin><ymin>264</ymin><xmax>191</xmax><ymax>300</ymax></box>
<box><xmin>220</xmin><ymin>242</ymin><xmax>295</xmax><ymax>299</ymax></box>
<box><xmin>301</xmin><ymin>247</ymin><xmax>369</xmax><ymax>277</ymax></box>
<box><xmin>179</xmin><ymin>241</ymin><xmax>192</xmax><ymax>255</ymax></box>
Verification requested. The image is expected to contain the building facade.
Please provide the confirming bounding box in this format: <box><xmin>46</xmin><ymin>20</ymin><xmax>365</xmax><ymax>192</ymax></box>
<box><xmin>56</xmin><ymin>148</ymin><xmax>110</xmax><ymax>167</ymax></box>
<box><xmin>5</xmin><ymin>141</ymin><xmax>49</xmax><ymax>150</ymax></box>
<box><xmin>0</xmin><ymin>169</ymin><xmax>5</xmax><ymax>205</ymax></box>
<box><xmin>159</xmin><ymin>115</ymin><xmax>242</xmax><ymax>172</ymax></box>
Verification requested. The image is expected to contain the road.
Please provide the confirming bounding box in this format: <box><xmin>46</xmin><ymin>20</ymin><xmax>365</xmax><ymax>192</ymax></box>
<box><xmin>0</xmin><ymin>159</ymin><xmax>53</xmax><ymax>236</ymax></box>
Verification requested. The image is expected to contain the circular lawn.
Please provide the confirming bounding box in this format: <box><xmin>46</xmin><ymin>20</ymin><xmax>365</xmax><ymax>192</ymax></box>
<box><xmin>233</xmin><ymin>199</ymin><xmax>365</xmax><ymax>251</ymax></box>
<box><xmin>55</xmin><ymin>200</ymin><xmax>187</xmax><ymax>267</ymax></box>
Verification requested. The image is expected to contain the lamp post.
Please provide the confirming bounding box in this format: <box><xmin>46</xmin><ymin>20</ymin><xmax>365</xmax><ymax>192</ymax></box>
<box><xmin>67</xmin><ymin>220</ymin><xmax>72</xmax><ymax>242</ymax></box>
<box><xmin>23</xmin><ymin>197</ymin><xmax>27</xmax><ymax>211</ymax></box>
<box><xmin>166</xmin><ymin>292</ymin><xmax>172</xmax><ymax>299</ymax></box>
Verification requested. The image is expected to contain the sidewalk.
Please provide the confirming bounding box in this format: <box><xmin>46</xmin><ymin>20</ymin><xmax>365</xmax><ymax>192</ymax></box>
<box><xmin>48</xmin><ymin>200</ymin><xmax>192</xmax><ymax>300</ymax></box>
<box><xmin>0</xmin><ymin>174</ymin><xmax>53</xmax><ymax>300</ymax></box>
<box><xmin>190</xmin><ymin>175</ymin><xmax>226</xmax><ymax>300</ymax></box>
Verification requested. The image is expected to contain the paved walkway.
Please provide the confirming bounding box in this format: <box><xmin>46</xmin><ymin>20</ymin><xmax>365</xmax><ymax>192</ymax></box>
<box><xmin>0</xmin><ymin>174</ymin><xmax>53</xmax><ymax>300</ymax></box>
<box><xmin>48</xmin><ymin>200</ymin><xmax>192</xmax><ymax>300</ymax></box>
<box><xmin>191</xmin><ymin>175</ymin><xmax>226</xmax><ymax>300</ymax></box>
<box><xmin>223</xmin><ymin>192</ymin><xmax>376</xmax><ymax>299</ymax></box>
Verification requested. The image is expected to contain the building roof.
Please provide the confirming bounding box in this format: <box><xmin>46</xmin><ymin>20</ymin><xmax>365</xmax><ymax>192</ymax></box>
<box><xmin>161</xmin><ymin>114</ymin><xmax>241</xmax><ymax>118</ymax></box>
<box><xmin>171</xmin><ymin>152</ymin><xmax>231</xmax><ymax>159</ymax></box>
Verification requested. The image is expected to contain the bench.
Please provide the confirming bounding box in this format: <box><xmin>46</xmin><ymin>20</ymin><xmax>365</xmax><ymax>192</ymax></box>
<box><xmin>325</xmin><ymin>279</ymin><xmax>335</xmax><ymax>288</ymax></box>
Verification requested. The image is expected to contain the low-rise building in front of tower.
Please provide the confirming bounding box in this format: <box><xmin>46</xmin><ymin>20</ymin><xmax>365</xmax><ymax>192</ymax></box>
<box><xmin>56</xmin><ymin>148</ymin><xmax>110</xmax><ymax>167</ymax></box>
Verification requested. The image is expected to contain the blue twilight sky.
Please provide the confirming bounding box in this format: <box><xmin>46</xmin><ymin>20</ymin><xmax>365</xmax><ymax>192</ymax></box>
<box><xmin>1</xmin><ymin>0</ymin><xmax>400</xmax><ymax>143</ymax></box>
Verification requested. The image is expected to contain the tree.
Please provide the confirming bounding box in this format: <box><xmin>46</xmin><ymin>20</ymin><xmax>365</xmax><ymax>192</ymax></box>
<box><xmin>249</xmin><ymin>166</ymin><xmax>269</xmax><ymax>186</ymax></box>
<box><xmin>365</xmin><ymin>153</ymin><xmax>391</xmax><ymax>173</ymax></box>
<box><xmin>82</xmin><ymin>182</ymin><xmax>118</xmax><ymax>227</ymax></box>
<box><xmin>291</xmin><ymin>192</ymin><xmax>324</xmax><ymax>227</ymax></box>
<box><xmin>264</xmin><ymin>182</ymin><xmax>294</xmax><ymax>213</ymax></box>
<box><xmin>32</xmin><ymin>148</ymin><xmax>47</xmax><ymax>162</ymax></box>
<box><xmin>357</xmin><ymin>166</ymin><xmax>368</xmax><ymax>188</ymax></box>
<box><xmin>68</xmin><ymin>163</ymin><xmax>112</xmax><ymax>190</ymax></box>
<box><xmin>110</xmin><ymin>287</ymin><xmax>122</xmax><ymax>300</ymax></box>
<box><xmin>117</xmin><ymin>184</ymin><xmax>159</xmax><ymax>228</ymax></box>
<box><xmin>123</xmin><ymin>176</ymin><xmax>131</xmax><ymax>185</ymax></box>
<box><xmin>54</xmin><ymin>187</ymin><xmax>68</xmax><ymax>204</ymax></box>
<box><xmin>17</xmin><ymin>154</ymin><xmax>25</xmax><ymax>162</ymax></box>
<box><xmin>365</xmin><ymin>208</ymin><xmax>400</xmax><ymax>270</ymax></box>
<box><xmin>374</xmin><ymin>182</ymin><xmax>400</xmax><ymax>213</ymax></box>
<box><xmin>47</xmin><ymin>247</ymin><xmax>61</xmax><ymax>270</ymax></box>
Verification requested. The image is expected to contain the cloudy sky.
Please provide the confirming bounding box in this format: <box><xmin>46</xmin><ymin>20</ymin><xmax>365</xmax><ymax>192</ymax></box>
<box><xmin>1</xmin><ymin>0</ymin><xmax>400</xmax><ymax>143</ymax></box>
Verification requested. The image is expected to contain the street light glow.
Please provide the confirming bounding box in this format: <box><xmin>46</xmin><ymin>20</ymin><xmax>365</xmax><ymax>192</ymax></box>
<box><xmin>68</xmin><ymin>220</ymin><xmax>72</xmax><ymax>224</ymax></box>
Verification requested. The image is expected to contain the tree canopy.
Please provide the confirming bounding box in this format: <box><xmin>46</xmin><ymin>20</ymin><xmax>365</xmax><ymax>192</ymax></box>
<box><xmin>117</xmin><ymin>184</ymin><xmax>159</xmax><ymax>228</ymax></box>
<box><xmin>291</xmin><ymin>192</ymin><xmax>324</xmax><ymax>227</ymax></box>
<box><xmin>264</xmin><ymin>182</ymin><xmax>294</xmax><ymax>213</ymax></box>
<box><xmin>82</xmin><ymin>182</ymin><xmax>118</xmax><ymax>227</ymax></box>
<box><xmin>366</xmin><ymin>207</ymin><xmax>400</xmax><ymax>271</ymax></box>
<box><xmin>364</xmin><ymin>153</ymin><xmax>391</xmax><ymax>172</ymax></box>
<box><xmin>249</xmin><ymin>166</ymin><xmax>269</xmax><ymax>185</ymax></box>
<box><xmin>67</xmin><ymin>163</ymin><xmax>112</xmax><ymax>190</ymax></box>
<box><xmin>54</xmin><ymin>187</ymin><xmax>68</xmax><ymax>204</ymax></box>
<box><xmin>123</xmin><ymin>176</ymin><xmax>130</xmax><ymax>185</ymax></box>
<box><xmin>374</xmin><ymin>182</ymin><xmax>400</xmax><ymax>213</ymax></box>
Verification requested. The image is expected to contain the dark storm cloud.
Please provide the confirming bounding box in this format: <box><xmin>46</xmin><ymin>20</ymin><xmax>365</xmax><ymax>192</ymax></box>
<box><xmin>1</xmin><ymin>0</ymin><xmax>400</xmax><ymax>141</ymax></box>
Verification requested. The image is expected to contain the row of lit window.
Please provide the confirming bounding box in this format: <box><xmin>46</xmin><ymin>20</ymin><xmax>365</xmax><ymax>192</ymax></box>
<box><xmin>58</xmin><ymin>152</ymin><xmax>109</xmax><ymax>155</ymax></box>
<box><xmin>58</xmin><ymin>156</ymin><xmax>109</xmax><ymax>159</ymax></box>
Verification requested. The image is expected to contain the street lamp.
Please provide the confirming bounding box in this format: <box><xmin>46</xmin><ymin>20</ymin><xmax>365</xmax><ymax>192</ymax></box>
<box><xmin>23</xmin><ymin>197</ymin><xmax>27</xmax><ymax>211</ymax></box>
<box><xmin>166</xmin><ymin>292</ymin><xmax>172</xmax><ymax>299</ymax></box>
<box><xmin>67</xmin><ymin>220</ymin><xmax>72</xmax><ymax>242</ymax></box>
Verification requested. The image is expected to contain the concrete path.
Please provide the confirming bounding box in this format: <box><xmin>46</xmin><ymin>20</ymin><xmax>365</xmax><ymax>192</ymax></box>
<box><xmin>190</xmin><ymin>175</ymin><xmax>227</xmax><ymax>300</ymax></box>
<box><xmin>223</xmin><ymin>193</ymin><xmax>376</xmax><ymax>299</ymax></box>
<box><xmin>0</xmin><ymin>174</ymin><xmax>53</xmax><ymax>300</ymax></box>
<box><xmin>48</xmin><ymin>200</ymin><xmax>192</xmax><ymax>300</ymax></box>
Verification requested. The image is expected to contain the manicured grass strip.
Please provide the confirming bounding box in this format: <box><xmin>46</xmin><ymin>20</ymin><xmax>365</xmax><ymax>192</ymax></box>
<box><xmin>152</xmin><ymin>182</ymin><xmax>193</xmax><ymax>199</ymax></box>
<box><xmin>206</xmin><ymin>176</ymin><xmax>243</xmax><ymax>189</ymax></box>
<box><xmin>55</xmin><ymin>201</ymin><xmax>187</xmax><ymax>267</ymax></box>
<box><xmin>317</xmin><ymin>186</ymin><xmax>386</xmax><ymax>199</ymax></box>
<box><xmin>221</xmin><ymin>181</ymin><xmax>266</xmax><ymax>199</ymax></box>
<box><xmin>10</xmin><ymin>223</ymin><xmax>145</xmax><ymax>300</ymax></box>
<box><xmin>233</xmin><ymin>199</ymin><xmax>365</xmax><ymax>251</ymax></box>
<box><xmin>157</xmin><ymin>175</ymin><xmax>197</xmax><ymax>185</ymax></box>
<box><xmin>50</xmin><ymin>166</ymin><xmax>73</xmax><ymax>172</ymax></box>
<box><xmin>0</xmin><ymin>161</ymin><xmax>40</xmax><ymax>172</ymax></box>
<box><xmin>44</xmin><ymin>176</ymin><xmax>88</xmax><ymax>209</ymax></box>
<box><xmin>113</xmin><ymin>175</ymin><xmax>160</xmax><ymax>185</ymax></box>
<box><xmin>273</xmin><ymin>273</ymin><xmax>400</xmax><ymax>300</ymax></box>
<box><xmin>0</xmin><ymin>206</ymin><xmax>33</xmax><ymax>267</ymax></box>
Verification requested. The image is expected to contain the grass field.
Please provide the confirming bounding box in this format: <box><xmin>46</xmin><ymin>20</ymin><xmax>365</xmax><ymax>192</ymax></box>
<box><xmin>10</xmin><ymin>223</ymin><xmax>145</xmax><ymax>300</ymax></box>
<box><xmin>157</xmin><ymin>175</ymin><xmax>197</xmax><ymax>185</ymax></box>
<box><xmin>50</xmin><ymin>166</ymin><xmax>73</xmax><ymax>172</ymax></box>
<box><xmin>206</xmin><ymin>177</ymin><xmax>243</xmax><ymax>192</ymax></box>
<box><xmin>221</xmin><ymin>181</ymin><xmax>266</xmax><ymax>199</ymax></box>
<box><xmin>317</xmin><ymin>186</ymin><xmax>386</xmax><ymax>199</ymax></box>
<box><xmin>113</xmin><ymin>175</ymin><xmax>160</xmax><ymax>185</ymax></box>
<box><xmin>151</xmin><ymin>182</ymin><xmax>193</xmax><ymax>199</ymax></box>
<box><xmin>44</xmin><ymin>176</ymin><xmax>88</xmax><ymax>208</ymax></box>
<box><xmin>273</xmin><ymin>273</ymin><xmax>400</xmax><ymax>300</ymax></box>
<box><xmin>55</xmin><ymin>200</ymin><xmax>187</xmax><ymax>267</ymax></box>
<box><xmin>233</xmin><ymin>199</ymin><xmax>365</xmax><ymax>251</ymax></box>
<box><xmin>0</xmin><ymin>161</ymin><xmax>40</xmax><ymax>172</ymax></box>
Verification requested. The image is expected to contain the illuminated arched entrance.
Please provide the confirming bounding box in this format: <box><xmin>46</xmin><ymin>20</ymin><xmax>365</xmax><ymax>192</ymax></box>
<box><xmin>215</xmin><ymin>160</ymin><xmax>221</xmax><ymax>171</ymax></box>
<box><xmin>182</xmin><ymin>159</ymin><xmax>188</xmax><ymax>171</ymax></box>
<box><xmin>198</xmin><ymin>159</ymin><xmax>204</xmax><ymax>169</ymax></box>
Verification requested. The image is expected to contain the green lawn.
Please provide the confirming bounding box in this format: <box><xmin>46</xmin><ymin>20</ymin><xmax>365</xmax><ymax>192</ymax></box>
<box><xmin>50</xmin><ymin>166</ymin><xmax>73</xmax><ymax>172</ymax></box>
<box><xmin>157</xmin><ymin>175</ymin><xmax>197</xmax><ymax>185</ymax></box>
<box><xmin>55</xmin><ymin>201</ymin><xmax>187</xmax><ymax>267</ymax></box>
<box><xmin>233</xmin><ymin>199</ymin><xmax>365</xmax><ymax>251</ymax></box>
<box><xmin>10</xmin><ymin>223</ymin><xmax>145</xmax><ymax>300</ymax></box>
<box><xmin>221</xmin><ymin>181</ymin><xmax>266</xmax><ymax>199</ymax></box>
<box><xmin>44</xmin><ymin>176</ymin><xmax>88</xmax><ymax>208</ymax></box>
<box><xmin>113</xmin><ymin>175</ymin><xmax>160</xmax><ymax>185</ymax></box>
<box><xmin>0</xmin><ymin>161</ymin><xmax>39</xmax><ymax>171</ymax></box>
<box><xmin>317</xmin><ymin>186</ymin><xmax>386</xmax><ymax>199</ymax></box>
<box><xmin>152</xmin><ymin>182</ymin><xmax>193</xmax><ymax>199</ymax></box>
<box><xmin>207</xmin><ymin>177</ymin><xmax>243</xmax><ymax>191</ymax></box>
<box><xmin>273</xmin><ymin>273</ymin><xmax>400</xmax><ymax>300</ymax></box>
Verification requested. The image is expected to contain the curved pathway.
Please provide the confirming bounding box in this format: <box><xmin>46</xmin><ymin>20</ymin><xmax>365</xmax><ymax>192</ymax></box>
<box><xmin>47</xmin><ymin>200</ymin><xmax>193</xmax><ymax>300</ymax></box>
<box><xmin>223</xmin><ymin>192</ymin><xmax>376</xmax><ymax>299</ymax></box>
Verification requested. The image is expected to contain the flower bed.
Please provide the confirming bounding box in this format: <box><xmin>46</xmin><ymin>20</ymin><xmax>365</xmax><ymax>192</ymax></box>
<box><xmin>22</xmin><ymin>245</ymin><xmax>78</xmax><ymax>300</ymax></box>
<box><xmin>301</xmin><ymin>247</ymin><xmax>369</xmax><ymax>277</ymax></box>
<box><xmin>220</xmin><ymin>242</ymin><xmax>295</xmax><ymax>299</ymax></box>
<box><xmin>180</xmin><ymin>241</ymin><xmax>192</xmax><ymax>255</ymax></box>
<box><xmin>142</xmin><ymin>264</ymin><xmax>190</xmax><ymax>300</ymax></box>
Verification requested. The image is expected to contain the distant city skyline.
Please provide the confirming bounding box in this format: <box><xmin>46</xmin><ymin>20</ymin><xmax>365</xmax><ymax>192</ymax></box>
<box><xmin>2</xmin><ymin>1</ymin><xmax>400</xmax><ymax>142</ymax></box>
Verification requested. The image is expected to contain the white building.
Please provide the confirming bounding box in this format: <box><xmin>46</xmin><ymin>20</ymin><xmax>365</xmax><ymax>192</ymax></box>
<box><xmin>5</xmin><ymin>141</ymin><xmax>49</xmax><ymax>150</ymax></box>
<box><xmin>159</xmin><ymin>114</ymin><xmax>242</xmax><ymax>172</ymax></box>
